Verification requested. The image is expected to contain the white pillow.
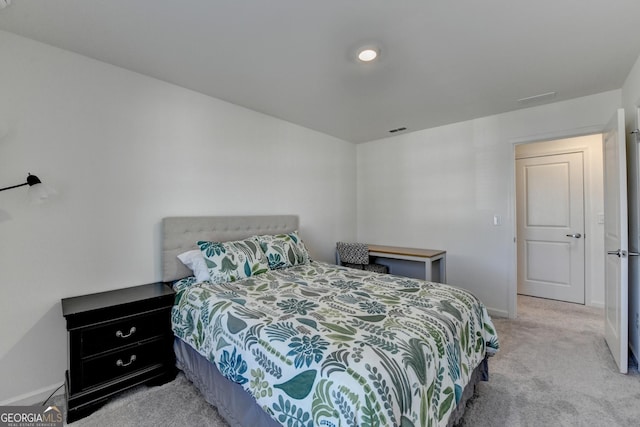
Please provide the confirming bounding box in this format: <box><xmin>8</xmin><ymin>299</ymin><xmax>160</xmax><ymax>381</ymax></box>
<box><xmin>177</xmin><ymin>249</ymin><xmax>210</xmax><ymax>283</ymax></box>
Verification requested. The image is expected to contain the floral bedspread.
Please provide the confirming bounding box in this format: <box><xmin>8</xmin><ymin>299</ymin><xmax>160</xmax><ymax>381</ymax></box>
<box><xmin>171</xmin><ymin>261</ymin><xmax>499</xmax><ymax>427</ymax></box>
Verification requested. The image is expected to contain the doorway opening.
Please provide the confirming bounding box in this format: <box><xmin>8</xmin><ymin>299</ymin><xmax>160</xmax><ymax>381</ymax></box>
<box><xmin>515</xmin><ymin>134</ymin><xmax>605</xmax><ymax>307</ymax></box>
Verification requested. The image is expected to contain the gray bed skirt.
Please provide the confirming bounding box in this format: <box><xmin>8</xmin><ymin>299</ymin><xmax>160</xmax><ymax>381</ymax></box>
<box><xmin>448</xmin><ymin>355</ymin><xmax>488</xmax><ymax>427</ymax></box>
<box><xmin>174</xmin><ymin>337</ymin><xmax>488</xmax><ymax>427</ymax></box>
<box><xmin>174</xmin><ymin>338</ymin><xmax>280</xmax><ymax>427</ymax></box>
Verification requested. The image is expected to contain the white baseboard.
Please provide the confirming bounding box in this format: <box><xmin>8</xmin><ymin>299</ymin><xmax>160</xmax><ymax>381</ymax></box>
<box><xmin>588</xmin><ymin>301</ymin><xmax>604</xmax><ymax>309</ymax></box>
<box><xmin>0</xmin><ymin>382</ymin><xmax>64</xmax><ymax>406</ymax></box>
<box><xmin>487</xmin><ymin>307</ymin><xmax>510</xmax><ymax>319</ymax></box>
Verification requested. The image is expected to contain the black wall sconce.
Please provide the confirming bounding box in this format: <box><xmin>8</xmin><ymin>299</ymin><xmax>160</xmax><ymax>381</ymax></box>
<box><xmin>0</xmin><ymin>173</ymin><xmax>55</xmax><ymax>203</ymax></box>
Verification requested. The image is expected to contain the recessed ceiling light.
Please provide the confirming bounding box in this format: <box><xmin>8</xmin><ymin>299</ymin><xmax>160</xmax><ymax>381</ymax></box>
<box><xmin>358</xmin><ymin>48</ymin><xmax>378</xmax><ymax>62</ymax></box>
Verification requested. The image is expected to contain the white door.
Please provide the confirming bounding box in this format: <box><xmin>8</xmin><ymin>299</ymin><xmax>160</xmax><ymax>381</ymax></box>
<box><xmin>516</xmin><ymin>153</ymin><xmax>585</xmax><ymax>303</ymax></box>
<box><xmin>603</xmin><ymin>108</ymin><xmax>629</xmax><ymax>374</ymax></box>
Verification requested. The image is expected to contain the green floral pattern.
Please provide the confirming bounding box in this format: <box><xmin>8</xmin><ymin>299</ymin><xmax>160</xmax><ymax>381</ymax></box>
<box><xmin>255</xmin><ymin>231</ymin><xmax>311</xmax><ymax>269</ymax></box>
<box><xmin>172</xmin><ymin>261</ymin><xmax>499</xmax><ymax>427</ymax></box>
<box><xmin>197</xmin><ymin>238</ymin><xmax>269</xmax><ymax>284</ymax></box>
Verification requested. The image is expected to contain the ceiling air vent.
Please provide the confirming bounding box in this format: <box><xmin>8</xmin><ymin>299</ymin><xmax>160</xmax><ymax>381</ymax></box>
<box><xmin>517</xmin><ymin>91</ymin><xmax>557</xmax><ymax>105</ymax></box>
<box><xmin>389</xmin><ymin>127</ymin><xmax>407</xmax><ymax>133</ymax></box>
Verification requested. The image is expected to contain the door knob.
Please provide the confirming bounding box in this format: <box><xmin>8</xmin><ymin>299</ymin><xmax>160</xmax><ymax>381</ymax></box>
<box><xmin>566</xmin><ymin>233</ymin><xmax>582</xmax><ymax>238</ymax></box>
<box><xmin>608</xmin><ymin>249</ymin><xmax>633</xmax><ymax>257</ymax></box>
<box><xmin>608</xmin><ymin>249</ymin><xmax>621</xmax><ymax>257</ymax></box>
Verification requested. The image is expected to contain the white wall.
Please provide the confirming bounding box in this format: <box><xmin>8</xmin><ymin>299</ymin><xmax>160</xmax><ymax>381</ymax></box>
<box><xmin>622</xmin><ymin>52</ymin><xmax>640</xmax><ymax>362</ymax></box>
<box><xmin>357</xmin><ymin>90</ymin><xmax>622</xmax><ymax>317</ymax></box>
<box><xmin>0</xmin><ymin>31</ymin><xmax>356</xmax><ymax>403</ymax></box>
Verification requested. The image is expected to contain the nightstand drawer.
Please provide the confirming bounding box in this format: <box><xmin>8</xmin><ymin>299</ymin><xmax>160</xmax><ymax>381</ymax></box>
<box><xmin>81</xmin><ymin>309</ymin><xmax>170</xmax><ymax>357</ymax></box>
<box><xmin>81</xmin><ymin>338</ymin><xmax>169</xmax><ymax>389</ymax></box>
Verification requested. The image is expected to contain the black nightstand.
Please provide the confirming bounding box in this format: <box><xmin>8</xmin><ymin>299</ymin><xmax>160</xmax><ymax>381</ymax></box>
<box><xmin>61</xmin><ymin>282</ymin><xmax>176</xmax><ymax>423</ymax></box>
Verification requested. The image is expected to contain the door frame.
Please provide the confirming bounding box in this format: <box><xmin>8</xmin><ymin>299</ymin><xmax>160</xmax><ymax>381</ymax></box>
<box><xmin>508</xmin><ymin>125</ymin><xmax>604</xmax><ymax>319</ymax></box>
<box><xmin>626</xmin><ymin>106</ymin><xmax>640</xmax><ymax>365</ymax></box>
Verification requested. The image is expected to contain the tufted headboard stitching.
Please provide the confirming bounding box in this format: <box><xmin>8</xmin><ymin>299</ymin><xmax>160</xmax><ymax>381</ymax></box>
<box><xmin>162</xmin><ymin>215</ymin><xmax>299</xmax><ymax>283</ymax></box>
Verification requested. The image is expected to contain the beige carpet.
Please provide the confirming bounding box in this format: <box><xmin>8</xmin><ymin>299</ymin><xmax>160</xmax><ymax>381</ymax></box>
<box><xmin>60</xmin><ymin>295</ymin><xmax>640</xmax><ymax>426</ymax></box>
<box><xmin>460</xmin><ymin>295</ymin><xmax>640</xmax><ymax>427</ymax></box>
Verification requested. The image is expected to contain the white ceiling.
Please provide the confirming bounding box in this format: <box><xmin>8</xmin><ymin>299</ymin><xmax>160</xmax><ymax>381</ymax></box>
<box><xmin>1</xmin><ymin>1</ymin><xmax>640</xmax><ymax>143</ymax></box>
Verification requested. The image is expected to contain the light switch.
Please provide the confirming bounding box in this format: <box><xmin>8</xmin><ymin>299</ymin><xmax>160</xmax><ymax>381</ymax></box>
<box><xmin>493</xmin><ymin>215</ymin><xmax>502</xmax><ymax>226</ymax></box>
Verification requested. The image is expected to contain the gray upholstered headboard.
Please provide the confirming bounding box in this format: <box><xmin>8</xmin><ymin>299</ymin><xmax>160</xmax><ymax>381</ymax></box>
<box><xmin>162</xmin><ymin>215</ymin><xmax>299</xmax><ymax>282</ymax></box>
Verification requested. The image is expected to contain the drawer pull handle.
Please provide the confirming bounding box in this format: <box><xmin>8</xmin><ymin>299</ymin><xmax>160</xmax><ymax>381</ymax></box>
<box><xmin>115</xmin><ymin>326</ymin><xmax>136</xmax><ymax>338</ymax></box>
<box><xmin>116</xmin><ymin>355</ymin><xmax>137</xmax><ymax>367</ymax></box>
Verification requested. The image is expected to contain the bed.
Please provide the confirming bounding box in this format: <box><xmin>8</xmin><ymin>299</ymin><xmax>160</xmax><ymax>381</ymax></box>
<box><xmin>162</xmin><ymin>215</ymin><xmax>499</xmax><ymax>427</ymax></box>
